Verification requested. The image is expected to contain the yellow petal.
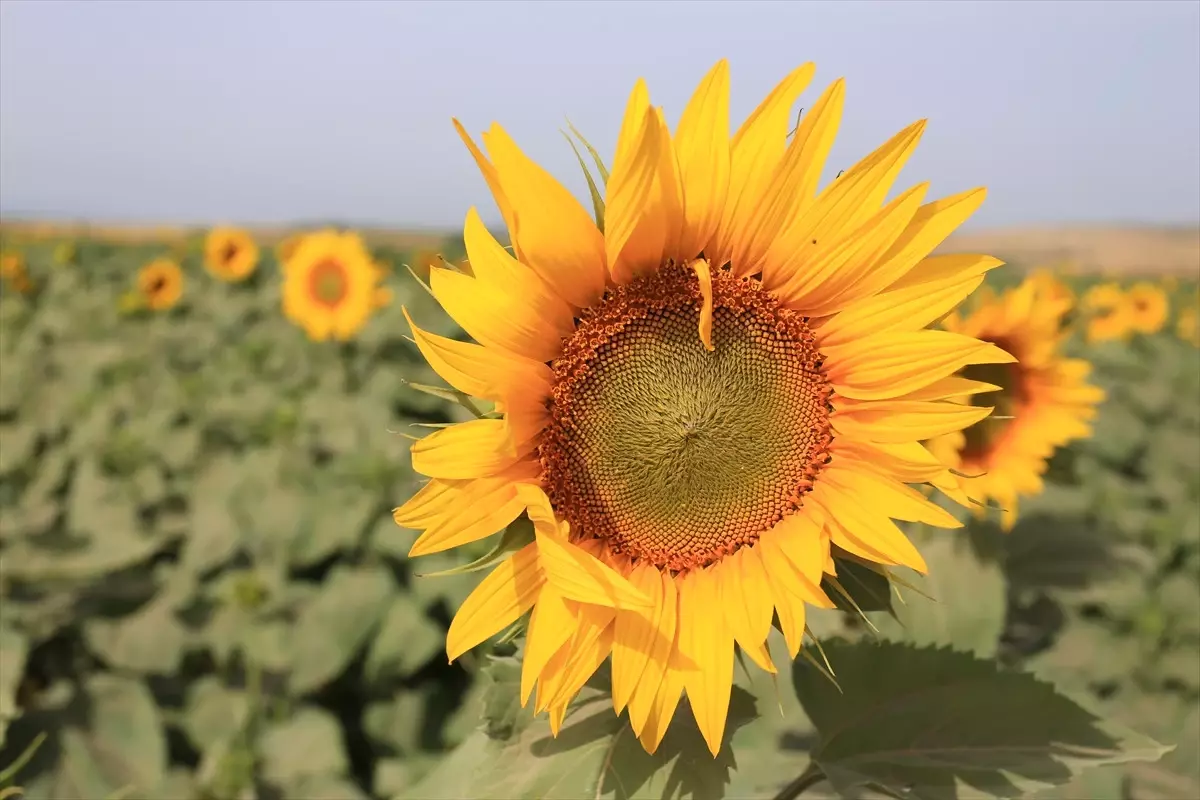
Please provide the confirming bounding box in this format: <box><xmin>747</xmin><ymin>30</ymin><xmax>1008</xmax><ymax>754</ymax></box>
<box><xmin>410</xmin><ymin>418</ymin><xmax>528</xmax><ymax>480</ymax></box>
<box><xmin>543</xmin><ymin>604</ymin><xmax>616</xmax><ymax>711</ymax></box>
<box><xmin>674</xmin><ymin>60</ymin><xmax>731</xmax><ymax>260</ymax></box>
<box><xmin>679</xmin><ymin>569</ymin><xmax>734</xmax><ymax>757</ymax></box>
<box><xmin>770</xmin><ymin>120</ymin><xmax>926</xmax><ymax>285</ymax></box>
<box><xmin>825</xmin><ymin>331</ymin><xmax>1015</xmax><ymax>401</ymax></box>
<box><xmin>626</xmin><ymin>570</ymin><xmax>678</xmax><ymax>737</ymax></box>
<box><xmin>737</xmin><ymin>78</ymin><xmax>846</xmax><ymax>279</ymax></box>
<box><xmin>709</xmin><ymin>63</ymin><xmax>816</xmax><ymax>268</ymax></box>
<box><xmin>446</xmin><ymin>542</ymin><xmax>544</xmax><ymax>662</ymax></box>
<box><xmin>535</xmin><ymin>531</ymin><xmax>652</xmax><ymax>609</ymax></box>
<box><xmin>611</xmin><ymin>562</ymin><xmax>666</xmax><ymax>714</ymax></box>
<box><xmin>898</xmin><ymin>376</ymin><xmax>1001</xmax><ymax>402</ymax></box>
<box><xmin>718</xmin><ymin>549</ymin><xmax>776</xmax><ymax>673</ymax></box>
<box><xmin>639</xmin><ymin>657</ymin><xmax>686</xmax><ymax>755</ymax></box>
<box><xmin>520</xmin><ymin>586</ymin><xmax>574</xmax><ymax>706</ymax></box>
<box><xmin>690</xmin><ymin>258</ymin><xmax>715</xmax><ymax>351</ymax></box>
<box><xmin>810</xmin><ymin>483</ymin><xmax>928</xmax><ymax>573</ymax></box>
<box><xmin>402</xmin><ymin>476</ymin><xmax>533</xmax><ymax>557</ymax></box>
<box><xmin>758</xmin><ymin>528</ymin><xmax>835</xmax><ymax>608</ymax></box>
<box><xmin>771</xmin><ymin>181</ymin><xmax>927</xmax><ymax>313</ymax></box>
<box><xmin>826</xmin><ymin>465</ymin><xmax>961</xmax><ymax>529</ymax></box>
<box><xmin>759</xmin><ymin>547</ymin><xmax>808</xmax><ymax>658</ymax></box>
<box><xmin>888</xmin><ymin>253</ymin><xmax>1005</xmax><ymax>292</ymax></box>
<box><xmin>766</xmin><ymin>512</ymin><xmax>827</xmax><ymax>586</ymax></box>
<box><xmin>605</xmin><ymin>102</ymin><xmax>664</xmax><ymax>284</ymax></box>
<box><xmin>402</xmin><ymin>307</ymin><xmax>553</xmax><ymax>404</ymax></box>
<box><xmin>452</xmin><ymin>119</ymin><xmax>517</xmax><ymax>253</ymax></box>
<box><xmin>817</xmin><ymin>269</ymin><xmax>995</xmax><ymax>347</ymax></box>
<box><xmin>869</xmin><ymin>188</ymin><xmax>988</xmax><ymax>289</ymax></box>
<box><xmin>429</xmin><ymin>266</ymin><xmax>565</xmax><ymax>363</ymax></box>
<box><xmin>831</xmin><ymin>399</ymin><xmax>994</xmax><ymax>444</ymax></box>
<box><xmin>480</xmin><ymin>125</ymin><xmax>607</xmax><ymax>309</ymax></box>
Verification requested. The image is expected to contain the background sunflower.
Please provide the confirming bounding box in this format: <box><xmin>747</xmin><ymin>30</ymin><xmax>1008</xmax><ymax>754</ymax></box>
<box><xmin>136</xmin><ymin>258</ymin><xmax>184</xmax><ymax>311</ymax></box>
<box><xmin>204</xmin><ymin>226</ymin><xmax>260</xmax><ymax>282</ymax></box>
<box><xmin>282</xmin><ymin>229</ymin><xmax>386</xmax><ymax>341</ymax></box>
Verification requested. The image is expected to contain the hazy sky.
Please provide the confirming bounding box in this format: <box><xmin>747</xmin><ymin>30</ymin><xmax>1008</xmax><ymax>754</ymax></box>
<box><xmin>1</xmin><ymin>0</ymin><xmax>1198</xmax><ymax>231</ymax></box>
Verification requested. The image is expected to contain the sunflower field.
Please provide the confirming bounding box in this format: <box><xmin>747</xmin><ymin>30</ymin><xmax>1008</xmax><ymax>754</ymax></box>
<box><xmin>0</xmin><ymin>220</ymin><xmax>1195</xmax><ymax>800</ymax></box>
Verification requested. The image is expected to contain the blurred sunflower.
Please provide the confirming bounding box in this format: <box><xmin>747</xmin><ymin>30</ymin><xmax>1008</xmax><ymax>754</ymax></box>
<box><xmin>1080</xmin><ymin>282</ymin><xmax>1131</xmax><ymax>343</ymax></box>
<box><xmin>1124</xmin><ymin>281</ymin><xmax>1169</xmax><ymax>335</ymax></box>
<box><xmin>53</xmin><ymin>241</ymin><xmax>77</xmax><ymax>266</ymax></box>
<box><xmin>1027</xmin><ymin>267</ymin><xmax>1074</xmax><ymax>311</ymax></box>
<box><xmin>393</xmin><ymin>60</ymin><xmax>1007</xmax><ymax>756</ymax></box>
<box><xmin>136</xmin><ymin>258</ymin><xmax>184</xmax><ymax>310</ymax></box>
<box><xmin>275</xmin><ymin>233</ymin><xmax>304</xmax><ymax>267</ymax></box>
<box><xmin>204</xmin><ymin>226</ymin><xmax>260</xmax><ymax>282</ymax></box>
<box><xmin>282</xmin><ymin>230</ymin><xmax>388</xmax><ymax>340</ymax></box>
<box><xmin>1179</xmin><ymin>298</ymin><xmax>1200</xmax><ymax>347</ymax></box>
<box><xmin>928</xmin><ymin>276</ymin><xmax>1105</xmax><ymax>530</ymax></box>
<box><xmin>0</xmin><ymin>252</ymin><xmax>24</xmax><ymax>280</ymax></box>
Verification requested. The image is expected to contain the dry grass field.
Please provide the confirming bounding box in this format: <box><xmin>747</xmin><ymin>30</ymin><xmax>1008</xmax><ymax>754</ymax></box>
<box><xmin>3</xmin><ymin>220</ymin><xmax>1197</xmax><ymax>277</ymax></box>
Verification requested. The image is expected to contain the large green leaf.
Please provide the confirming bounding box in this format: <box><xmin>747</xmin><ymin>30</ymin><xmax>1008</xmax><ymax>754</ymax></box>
<box><xmin>403</xmin><ymin>640</ymin><xmax>818</xmax><ymax>800</ymax></box>
<box><xmin>259</xmin><ymin>706</ymin><xmax>350</xmax><ymax>791</ymax></box>
<box><xmin>363</xmin><ymin>596</ymin><xmax>444</xmax><ymax>683</ymax></box>
<box><xmin>869</xmin><ymin>536</ymin><xmax>1006</xmax><ymax>657</ymax></box>
<box><xmin>288</xmin><ymin>564</ymin><xmax>394</xmax><ymax>694</ymax></box>
<box><xmin>791</xmin><ymin>639</ymin><xmax>1171</xmax><ymax>800</ymax></box>
<box><xmin>0</xmin><ymin>623</ymin><xmax>27</xmax><ymax>748</ymax></box>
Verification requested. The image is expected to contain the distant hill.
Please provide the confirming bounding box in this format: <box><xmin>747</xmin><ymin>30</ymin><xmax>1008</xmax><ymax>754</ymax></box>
<box><xmin>2</xmin><ymin>219</ymin><xmax>1197</xmax><ymax>276</ymax></box>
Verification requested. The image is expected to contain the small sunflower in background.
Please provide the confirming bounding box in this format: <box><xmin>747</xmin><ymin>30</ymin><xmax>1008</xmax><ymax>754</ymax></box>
<box><xmin>282</xmin><ymin>230</ymin><xmax>388</xmax><ymax>341</ymax></box>
<box><xmin>395</xmin><ymin>59</ymin><xmax>1009</xmax><ymax>756</ymax></box>
<box><xmin>204</xmin><ymin>226</ymin><xmax>260</xmax><ymax>282</ymax></box>
<box><xmin>1178</xmin><ymin>305</ymin><xmax>1199</xmax><ymax>347</ymax></box>
<box><xmin>929</xmin><ymin>275</ymin><xmax>1106</xmax><ymax>530</ymax></box>
<box><xmin>136</xmin><ymin>258</ymin><xmax>184</xmax><ymax>311</ymax></box>
<box><xmin>1124</xmin><ymin>281</ymin><xmax>1169</xmax><ymax>336</ymax></box>
<box><xmin>1027</xmin><ymin>267</ymin><xmax>1074</xmax><ymax>311</ymax></box>
<box><xmin>53</xmin><ymin>241</ymin><xmax>78</xmax><ymax>266</ymax></box>
<box><xmin>275</xmin><ymin>233</ymin><xmax>304</xmax><ymax>267</ymax></box>
<box><xmin>0</xmin><ymin>252</ymin><xmax>34</xmax><ymax>295</ymax></box>
<box><xmin>1080</xmin><ymin>282</ymin><xmax>1132</xmax><ymax>343</ymax></box>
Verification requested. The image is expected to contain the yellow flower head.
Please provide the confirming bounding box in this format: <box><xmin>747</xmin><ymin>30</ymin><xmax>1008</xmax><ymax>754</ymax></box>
<box><xmin>275</xmin><ymin>233</ymin><xmax>304</xmax><ymax>267</ymax></box>
<box><xmin>137</xmin><ymin>258</ymin><xmax>184</xmax><ymax>311</ymax></box>
<box><xmin>393</xmin><ymin>60</ymin><xmax>1007</xmax><ymax>757</ymax></box>
<box><xmin>929</xmin><ymin>275</ymin><xmax>1105</xmax><ymax>530</ymax></box>
<box><xmin>53</xmin><ymin>241</ymin><xmax>77</xmax><ymax>266</ymax></box>
<box><xmin>1027</xmin><ymin>267</ymin><xmax>1074</xmax><ymax>318</ymax></box>
<box><xmin>1124</xmin><ymin>281</ymin><xmax>1169</xmax><ymax>335</ymax></box>
<box><xmin>282</xmin><ymin>230</ymin><xmax>385</xmax><ymax>341</ymax></box>
<box><xmin>204</xmin><ymin>226</ymin><xmax>260</xmax><ymax>282</ymax></box>
<box><xmin>1080</xmin><ymin>283</ymin><xmax>1132</xmax><ymax>343</ymax></box>
<box><xmin>0</xmin><ymin>252</ymin><xmax>25</xmax><ymax>279</ymax></box>
<box><xmin>1179</xmin><ymin>304</ymin><xmax>1200</xmax><ymax>347</ymax></box>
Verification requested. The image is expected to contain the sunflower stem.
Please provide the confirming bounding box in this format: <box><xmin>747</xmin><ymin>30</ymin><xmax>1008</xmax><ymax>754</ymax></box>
<box><xmin>772</xmin><ymin>762</ymin><xmax>827</xmax><ymax>800</ymax></box>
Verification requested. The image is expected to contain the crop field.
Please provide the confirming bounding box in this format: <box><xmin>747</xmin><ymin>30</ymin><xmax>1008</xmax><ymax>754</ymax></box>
<box><xmin>0</xmin><ymin>225</ymin><xmax>1197</xmax><ymax>800</ymax></box>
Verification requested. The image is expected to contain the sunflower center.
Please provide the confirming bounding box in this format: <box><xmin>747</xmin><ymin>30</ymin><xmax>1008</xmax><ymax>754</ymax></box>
<box><xmin>221</xmin><ymin>242</ymin><xmax>239</xmax><ymax>264</ymax></box>
<box><xmin>541</xmin><ymin>264</ymin><xmax>833</xmax><ymax>572</ymax></box>
<box><xmin>960</xmin><ymin>348</ymin><xmax>1025</xmax><ymax>461</ymax></box>
<box><xmin>149</xmin><ymin>276</ymin><xmax>166</xmax><ymax>294</ymax></box>
<box><xmin>308</xmin><ymin>259</ymin><xmax>349</xmax><ymax>307</ymax></box>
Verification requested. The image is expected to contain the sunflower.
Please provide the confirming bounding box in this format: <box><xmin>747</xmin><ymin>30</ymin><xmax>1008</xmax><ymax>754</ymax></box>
<box><xmin>393</xmin><ymin>60</ymin><xmax>1008</xmax><ymax>757</ymax></box>
<box><xmin>1124</xmin><ymin>281</ymin><xmax>1169</xmax><ymax>335</ymax></box>
<box><xmin>275</xmin><ymin>233</ymin><xmax>304</xmax><ymax>267</ymax></box>
<box><xmin>0</xmin><ymin>252</ymin><xmax>24</xmax><ymax>280</ymax></box>
<box><xmin>1179</xmin><ymin>299</ymin><xmax>1200</xmax><ymax>347</ymax></box>
<box><xmin>928</xmin><ymin>276</ymin><xmax>1105</xmax><ymax>530</ymax></box>
<box><xmin>282</xmin><ymin>230</ymin><xmax>388</xmax><ymax>341</ymax></box>
<box><xmin>1080</xmin><ymin>282</ymin><xmax>1132</xmax><ymax>343</ymax></box>
<box><xmin>137</xmin><ymin>258</ymin><xmax>184</xmax><ymax>310</ymax></box>
<box><xmin>53</xmin><ymin>241</ymin><xmax>77</xmax><ymax>266</ymax></box>
<box><xmin>204</xmin><ymin>226</ymin><xmax>260</xmax><ymax>282</ymax></box>
<box><xmin>1027</xmin><ymin>267</ymin><xmax>1074</xmax><ymax>311</ymax></box>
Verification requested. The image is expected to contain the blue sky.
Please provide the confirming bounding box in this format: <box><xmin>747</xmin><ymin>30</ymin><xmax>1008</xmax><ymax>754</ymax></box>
<box><xmin>1</xmin><ymin>0</ymin><xmax>1197</xmax><ymax>231</ymax></box>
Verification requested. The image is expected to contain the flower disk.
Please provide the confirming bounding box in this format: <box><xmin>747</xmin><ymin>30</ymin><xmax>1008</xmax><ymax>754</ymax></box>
<box><xmin>543</xmin><ymin>264</ymin><xmax>832</xmax><ymax>571</ymax></box>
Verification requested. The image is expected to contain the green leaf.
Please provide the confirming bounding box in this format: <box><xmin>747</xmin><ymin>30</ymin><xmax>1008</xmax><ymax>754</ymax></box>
<box><xmin>83</xmin><ymin>592</ymin><xmax>187</xmax><ymax>675</ymax></box>
<box><xmin>869</xmin><ymin>536</ymin><xmax>1006</xmax><ymax>657</ymax></box>
<box><xmin>403</xmin><ymin>644</ymin><xmax>807</xmax><ymax>800</ymax></box>
<box><xmin>363</xmin><ymin>597</ymin><xmax>444</xmax><ymax>683</ymax></box>
<box><xmin>363</xmin><ymin>691</ymin><xmax>427</xmax><ymax>754</ymax></box>
<box><xmin>288</xmin><ymin>565</ymin><xmax>394</xmax><ymax>694</ymax></box>
<box><xmin>50</xmin><ymin>674</ymin><xmax>168</xmax><ymax>799</ymax></box>
<box><xmin>259</xmin><ymin>707</ymin><xmax>350</xmax><ymax>790</ymax></box>
<box><xmin>181</xmin><ymin>677</ymin><xmax>250</xmax><ymax>755</ymax></box>
<box><xmin>791</xmin><ymin>639</ymin><xmax>1172</xmax><ymax>800</ymax></box>
<box><xmin>416</xmin><ymin>516</ymin><xmax>536</xmax><ymax>578</ymax></box>
<box><xmin>822</xmin><ymin>555</ymin><xmax>895</xmax><ymax>614</ymax></box>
